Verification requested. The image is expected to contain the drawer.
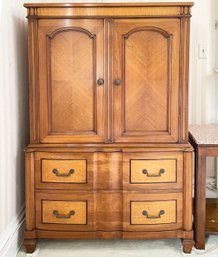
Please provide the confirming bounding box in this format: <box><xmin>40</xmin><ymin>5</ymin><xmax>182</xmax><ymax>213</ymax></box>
<box><xmin>42</xmin><ymin>200</ymin><xmax>87</xmax><ymax>225</ymax></box>
<box><xmin>131</xmin><ymin>200</ymin><xmax>176</xmax><ymax>225</ymax></box>
<box><xmin>35</xmin><ymin>152</ymin><xmax>93</xmax><ymax>190</ymax></box>
<box><xmin>123</xmin><ymin>152</ymin><xmax>183</xmax><ymax>189</ymax></box>
<box><xmin>123</xmin><ymin>192</ymin><xmax>183</xmax><ymax>231</ymax></box>
<box><xmin>42</xmin><ymin>159</ymin><xmax>87</xmax><ymax>183</ymax></box>
<box><xmin>36</xmin><ymin>192</ymin><xmax>94</xmax><ymax>231</ymax></box>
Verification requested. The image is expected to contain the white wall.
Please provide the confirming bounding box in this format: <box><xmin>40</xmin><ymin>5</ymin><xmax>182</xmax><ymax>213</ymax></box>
<box><xmin>189</xmin><ymin>0</ymin><xmax>218</xmax><ymax>124</ymax></box>
<box><xmin>0</xmin><ymin>0</ymin><xmax>217</xmax><ymax>256</ymax></box>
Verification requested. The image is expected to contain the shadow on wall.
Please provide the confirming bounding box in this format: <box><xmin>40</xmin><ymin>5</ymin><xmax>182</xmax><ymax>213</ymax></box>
<box><xmin>13</xmin><ymin>14</ymin><xmax>29</xmax><ymax>216</ymax></box>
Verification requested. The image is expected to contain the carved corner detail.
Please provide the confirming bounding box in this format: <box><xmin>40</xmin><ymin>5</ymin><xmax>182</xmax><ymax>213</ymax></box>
<box><xmin>180</xmin><ymin>6</ymin><xmax>191</xmax><ymax>16</ymax></box>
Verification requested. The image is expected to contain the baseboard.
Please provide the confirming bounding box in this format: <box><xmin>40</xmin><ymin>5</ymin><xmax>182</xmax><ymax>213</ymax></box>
<box><xmin>0</xmin><ymin>206</ymin><xmax>25</xmax><ymax>257</ymax></box>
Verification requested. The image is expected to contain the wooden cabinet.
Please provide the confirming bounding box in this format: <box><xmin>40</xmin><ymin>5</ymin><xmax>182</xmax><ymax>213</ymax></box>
<box><xmin>24</xmin><ymin>2</ymin><xmax>194</xmax><ymax>254</ymax></box>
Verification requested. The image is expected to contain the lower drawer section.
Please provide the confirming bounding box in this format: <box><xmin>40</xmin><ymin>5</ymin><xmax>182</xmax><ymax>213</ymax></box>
<box><xmin>36</xmin><ymin>191</ymin><xmax>183</xmax><ymax>232</ymax></box>
<box><xmin>36</xmin><ymin>192</ymin><xmax>94</xmax><ymax>231</ymax></box>
<box><xmin>123</xmin><ymin>192</ymin><xmax>183</xmax><ymax>231</ymax></box>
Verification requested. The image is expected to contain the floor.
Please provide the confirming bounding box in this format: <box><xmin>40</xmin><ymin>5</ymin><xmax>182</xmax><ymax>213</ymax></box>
<box><xmin>17</xmin><ymin>236</ymin><xmax>218</xmax><ymax>257</ymax></box>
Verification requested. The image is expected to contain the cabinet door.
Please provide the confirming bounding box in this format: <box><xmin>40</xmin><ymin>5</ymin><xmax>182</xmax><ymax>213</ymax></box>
<box><xmin>38</xmin><ymin>19</ymin><xmax>105</xmax><ymax>143</ymax></box>
<box><xmin>112</xmin><ymin>19</ymin><xmax>180</xmax><ymax>143</ymax></box>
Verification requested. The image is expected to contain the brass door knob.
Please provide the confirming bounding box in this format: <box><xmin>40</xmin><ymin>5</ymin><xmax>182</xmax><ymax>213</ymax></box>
<box><xmin>114</xmin><ymin>79</ymin><xmax>121</xmax><ymax>86</ymax></box>
<box><xmin>97</xmin><ymin>78</ymin><xmax>104</xmax><ymax>85</ymax></box>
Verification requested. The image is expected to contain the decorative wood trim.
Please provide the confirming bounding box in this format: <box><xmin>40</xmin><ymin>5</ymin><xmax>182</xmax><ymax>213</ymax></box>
<box><xmin>180</xmin><ymin>6</ymin><xmax>192</xmax><ymax>16</ymax></box>
<box><xmin>24</xmin><ymin>3</ymin><xmax>194</xmax><ymax>19</ymax></box>
<box><xmin>28</xmin><ymin>19</ymin><xmax>39</xmax><ymax>143</ymax></box>
<box><xmin>104</xmin><ymin>19</ymin><xmax>113</xmax><ymax>143</ymax></box>
<box><xmin>123</xmin><ymin>26</ymin><xmax>172</xmax><ymax>39</ymax></box>
<box><xmin>179</xmin><ymin>18</ymin><xmax>191</xmax><ymax>143</ymax></box>
<box><xmin>25</xmin><ymin>152</ymin><xmax>35</xmax><ymax>230</ymax></box>
<box><xmin>183</xmin><ymin>151</ymin><xmax>193</xmax><ymax>231</ymax></box>
<box><xmin>25</xmin><ymin>143</ymin><xmax>193</xmax><ymax>151</ymax></box>
<box><xmin>47</xmin><ymin>27</ymin><xmax>96</xmax><ymax>39</ymax></box>
<box><xmin>24</xmin><ymin>3</ymin><xmax>194</xmax><ymax>8</ymax></box>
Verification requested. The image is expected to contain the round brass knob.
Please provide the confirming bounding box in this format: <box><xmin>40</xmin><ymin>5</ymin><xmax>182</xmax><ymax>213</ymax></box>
<box><xmin>114</xmin><ymin>79</ymin><xmax>121</xmax><ymax>86</ymax></box>
<box><xmin>97</xmin><ymin>78</ymin><xmax>104</xmax><ymax>85</ymax></box>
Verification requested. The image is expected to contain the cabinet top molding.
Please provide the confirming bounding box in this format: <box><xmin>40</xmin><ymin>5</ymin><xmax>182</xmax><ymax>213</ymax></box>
<box><xmin>24</xmin><ymin>2</ymin><xmax>194</xmax><ymax>7</ymax></box>
<box><xmin>24</xmin><ymin>2</ymin><xmax>194</xmax><ymax>19</ymax></box>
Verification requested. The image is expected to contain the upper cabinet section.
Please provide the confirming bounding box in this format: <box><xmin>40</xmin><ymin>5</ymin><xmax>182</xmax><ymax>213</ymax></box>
<box><xmin>25</xmin><ymin>3</ymin><xmax>193</xmax><ymax>144</ymax></box>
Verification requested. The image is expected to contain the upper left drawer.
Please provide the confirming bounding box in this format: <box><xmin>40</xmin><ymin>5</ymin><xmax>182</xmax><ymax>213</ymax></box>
<box><xmin>35</xmin><ymin>152</ymin><xmax>93</xmax><ymax>190</ymax></box>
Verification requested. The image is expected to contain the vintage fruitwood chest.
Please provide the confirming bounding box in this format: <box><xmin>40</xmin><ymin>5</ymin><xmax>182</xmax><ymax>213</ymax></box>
<box><xmin>24</xmin><ymin>2</ymin><xmax>194</xmax><ymax>253</ymax></box>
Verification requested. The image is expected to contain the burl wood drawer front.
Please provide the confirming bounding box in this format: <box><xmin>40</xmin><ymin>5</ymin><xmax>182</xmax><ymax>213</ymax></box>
<box><xmin>36</xmin><ymin>192</ymin><xmax>94</xmax><ymax>231</ymax></box>
<box><xmin>123</xmin><ymin>192</ymin><xmax>183</xmax><ymax>231</ymax></box>
<box><xmin>131</xmin><ymin>200</ymin><xmax>176</xmax><ymax>225</ymax></box>
<box><xmin>123</xmin><ymin>152</ymin><xmax>183</xmax><ymax>189</ymax></box>
<box><xmin>42</xmin><ymin>159</ymin><xmax>87</xmax><ymax>183</ymax></box>
<box><xmin>35</xmin><ymin>152</ymin><xmax>93</xmax><ymax>190</ymax></box>
<box><xmin>42</xmin><ymin>200</ymin><xmax>87</xmax><ymax>225</ymax></box>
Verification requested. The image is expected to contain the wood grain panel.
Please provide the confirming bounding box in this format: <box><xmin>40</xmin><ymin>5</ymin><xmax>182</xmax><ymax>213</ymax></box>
<box><xmin>95</xmin><ymin>191</ymin><xmax>123</xmax><ymax>231</ymax></box>
<box><xmin>124</xmin><ymin>28</ymin><xmax>169</xmax><ymax>132</ymax></box>
<box><xmin>93</xmin><ymin>151</ymin><xmax>122</xmax><ymax>189</ymax></box>
<box><xmin>113</xmin><ymin>19</ymin><xmax>180</xmax><ymax>143</ymax></box>
<box><xmin>131</xmin><ymin>159</ymin><xmax>176</xmax><ymax>184</ymax></box>
<box><xmin>131</xmin><ymin>200</ymin><xmax>176</xmax><ymax>225</ymax></box>
<box><xmin>36</xmin><ymin>191</ymin><xmax>94</xmax><ymax>231</ymax></box>
<box><xmin>123</xmin><ymin>192</ymin><xmax>183</xmax><ymax>231</ymax></box>
<box><xmin>206</xmin><ymin>199</ymin><xmax>218</xmax><ymax>233</ymax></box>
<box><xmin>42</xmin><ymin>159</ymin><xmax>87</xmax><ymax>183</ymax></box>
<box><xmin>38</xmin><ymin>19</ymin><xmax>105</xmax><ymax>143</ymax></box>
<box><xmin>35</xmin><ymin>152</ymin><xmax>93</xmax><ymax>190</ymax></box>
<box><xmin>48</xmin><ymin>28</ymin><xmax>95</xmax><ymax>133</ymax></box>
<box><xmin>123</xmin><ymin>152</ymin><xmax>183</xmax><ymax>190</ymax></box>
<box><xmin>42</xmin><ymin>200</ymin><xmax>87</xmax><ymax>224</ymax></box>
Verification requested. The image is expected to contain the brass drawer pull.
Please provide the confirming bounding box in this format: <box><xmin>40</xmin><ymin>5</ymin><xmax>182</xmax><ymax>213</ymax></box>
<box><xmin>142</xmin><ymin>210</ymin><xmax>165</xmax><ymax>219</ymax></box>
<box><xmin>52</xmin><ymin>168</ymin><xmax>75</xmax><ymax>177</ymax></box>
<box><xmin>53</xmin><ymin>210</ymin><xmax>75</xmax><ymax>219</ymax></box>
<box><xmin>142</xmin><ymin>168</ymin><xmax>165</xmax><ymax>177</ymax></box>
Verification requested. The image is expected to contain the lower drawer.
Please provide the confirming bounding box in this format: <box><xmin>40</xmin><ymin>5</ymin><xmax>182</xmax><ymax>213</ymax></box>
<box><xmin>36</xmin><ymin>192</ymin><xmax>94</xmax><ymax>231</ymax></box>
<box><xmin>123</xmin><ymin>192</ymin><xmax>183</xmax><ymax>232</ymax></box>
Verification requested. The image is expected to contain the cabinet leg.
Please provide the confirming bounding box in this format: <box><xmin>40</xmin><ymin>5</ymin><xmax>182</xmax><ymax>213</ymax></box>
<box><xmin>182</xmin><ymin>239</ymin><xmax>194</xmax><ymax>254</ymax></box>
<box><xmin>23</xmin><ymin>239</ymin><xmax>37</xmax><ymax>253</ymax></box>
